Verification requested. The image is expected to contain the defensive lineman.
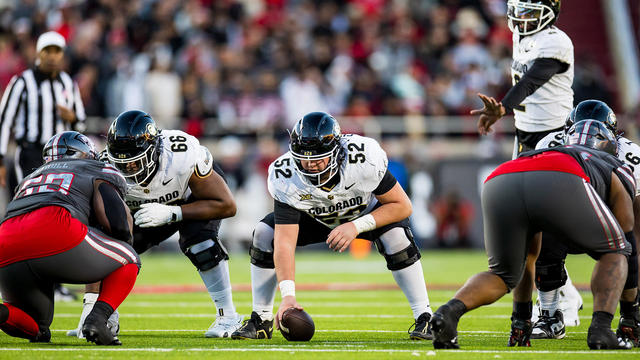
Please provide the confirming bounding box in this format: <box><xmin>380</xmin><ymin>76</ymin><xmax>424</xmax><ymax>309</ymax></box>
<box><xmin>532</xmin><ymin>100</ymin><xmax>640</xmax><ymax>344</ymax></box>
<box><xmin>67</xmin><ymin>110</ymin><xmax>242</xmax><ymax>338</ymax></box>
<box><xmin>231</xmin><ymin>112</ymin><xmax>432</xmax><ymax>340</ymax></box>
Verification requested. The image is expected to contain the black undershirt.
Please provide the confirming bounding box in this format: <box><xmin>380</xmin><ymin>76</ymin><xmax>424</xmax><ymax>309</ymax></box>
<box><xmin>502</xmin><ymin>58</ymin><xmax>569</xmax><ymax>114</ymax></box>
<box><xmin>274</xmin><ymin>169</ymin><xmax>398</xmax><ymax>225</ymax></box>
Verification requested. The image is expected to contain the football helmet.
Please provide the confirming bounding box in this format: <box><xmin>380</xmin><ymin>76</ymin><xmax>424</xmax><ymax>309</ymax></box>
<box><xmin>565</xmin><ymin>119</ymin><xmax>618</xmax><ymax>156</ymax></box>
<box><xmin>106</xmin><ymin>110</ymin><xmax>161</xmax><ymax>185</ymax></box>
<box><xmin>564</xmin><ymin>99</ymin><xmax>617</xmax><ymax>134</ymax></box>
<box><xmin>507</xmin><ymin>0</ymin><xmax>561</xmax><ymax>36</ymax></box>
<box><xmin>42</xmin><ymin>131</ymin><xmax>98</xmax><ymax>162</ymax></box>
<box><xmin>289</xmin><ymin>112</ymin><xmax>342</xmax><ymax>187</ymax></box>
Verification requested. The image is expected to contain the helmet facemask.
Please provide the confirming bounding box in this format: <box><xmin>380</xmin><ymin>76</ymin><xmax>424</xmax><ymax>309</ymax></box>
<box><xmin>507</xmin><ymin>0</ymin><xmax>556</xmax><ymax>36</ymax></box>
<box><xmin>565</xmin><ymin>120</ymin><xmax>618</xmax><ymax>156</ymax></box>
<box><xmin>290</xmin><ymin>143</ymin><xmax>341</xmax><ymax>187</ymax></box>
<box><xmin>107</xmin><ymin>140</ymin><xmax>160</xmax><ymax>185</ymax></box>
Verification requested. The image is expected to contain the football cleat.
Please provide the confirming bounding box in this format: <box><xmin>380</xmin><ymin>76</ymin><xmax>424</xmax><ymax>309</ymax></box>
<box><xmin>67</xmin><ymin>297</ymin><xmax>119</xmax><ymax>338</ymax></box>
<box><xmin>231</xmin><ymin>311</ymin><xmax>273</xmax><ymax>340</ymax></box>
<box><xmin>508</xmin><ymin>318</ymin><xmax>532</xmax><ymax>347</ymax></box>
<box><xmin>431</xmin><ymin>306</ymin><xmax>460</xmax><ymax>349</ymax></box>
<box><xmin>205</xmin><ymin>314</ymin><xmax>243</xmax><ymax>338</ymax></box>
<box><xmin>617</xmin><ymin>316</ymin><xmax>640</xmax><ymax>347</ymax></box>
<box><xmin>408</xmin><ymin>312</ymin><xmax>433</xmax><ymax>340</ymax></box>
<box><xmin>82</xmin><ymin>315</ymin><xmax>121</xmax><ymax>346</ymax></box>
<box><xmin>588</xmin><ymin>325</ymin><xmax>632</xmax><ymax>350</ymax></box>
<box><xmin>531</xmin><ymin>310</ymin><xmax>566</xmax><ymax>339</ymax></box>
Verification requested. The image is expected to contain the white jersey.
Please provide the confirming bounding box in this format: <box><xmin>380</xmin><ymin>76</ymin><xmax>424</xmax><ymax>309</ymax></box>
<box><xmin>268</xmin><ymin>134</ymin><xmax>388</xmax><ymax>228</ymax></box>
<box><xmin>125</xmin><ymin>130</ymin><xmax>214</xmax><ymax>210</ymax></box>
<box><xmin>511</xmin><ymin>26</ymin><xmax>574</xmax><ymax>132</ymax></box>
<box><xmin>536</xmin><ymin>132</ymin><xmax>640</xmax><ymax>195</ymax></box>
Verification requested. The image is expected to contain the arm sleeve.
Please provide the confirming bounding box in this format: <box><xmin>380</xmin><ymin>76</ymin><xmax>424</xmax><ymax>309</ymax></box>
<box><xmin>71</xmin><ymin>81</ymin><xmax>86</xmax><ymax>132</ymax></box>
<box><xmin>98</xmin><ymin>182</ymin><xmax>132</xmax><ymax>243</ymax></box>
<box><xmin>501</xmin><ymin>58</ymin><xmax>568</xmax><ymax>113</ymax></box>
<box><xmin>274</xmin><ymin>199</ymin><xmax>302</xmax><ymax>225</ymax></box>
<box><xmin>373</xmin><ymin>169</ymin><xmax>398</xmax><ymax>195</ymax></box>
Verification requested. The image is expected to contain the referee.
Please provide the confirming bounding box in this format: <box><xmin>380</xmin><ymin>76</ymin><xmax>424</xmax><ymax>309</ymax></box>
<box><xmin>0</xmin><ymin>31</ymin><xmax>86</xmax><ymax>195</ymax></box>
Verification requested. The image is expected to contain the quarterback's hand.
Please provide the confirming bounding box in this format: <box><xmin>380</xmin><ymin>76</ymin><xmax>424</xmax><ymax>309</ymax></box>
<box><xmin>134</xmin><ymin>203</ymin><xmax>182</xmax><ymax>228</ymax></box>
<box><xmin>326</xmin><ymin>222</ymin><xmax>359</xmax><ymax>252</ymax></box>
<box><xmin>275</xmin><ymin>296</ymin><xmax>303</xmax><ymax>330</ymax></box>
<box><xmin>471</xmin><ymin>93</ymin><xmax>506</xmax><ymax>135</ymax></box>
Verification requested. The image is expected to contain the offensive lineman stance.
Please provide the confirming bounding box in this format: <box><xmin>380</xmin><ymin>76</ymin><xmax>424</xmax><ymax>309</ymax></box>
<box><xmin>67</xmin><ymin>110</ymin><xmax>241</xmax><ymax>338</ymax></box>
<box><xmin>0</xmin><ymin>131</ymin><xmax>139</xmax><ymax>346</ymax></box>
<box><xmin>231</xmin><ymin>112</ymin><xmax>432</xmax><ymax>340</ymax></box>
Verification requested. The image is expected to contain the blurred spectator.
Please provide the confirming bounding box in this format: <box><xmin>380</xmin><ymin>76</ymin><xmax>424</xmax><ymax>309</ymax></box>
<box><xmin>431</xmin><ymin>190</ymin><xmax>474</xmax><ymax>248</ymax></box>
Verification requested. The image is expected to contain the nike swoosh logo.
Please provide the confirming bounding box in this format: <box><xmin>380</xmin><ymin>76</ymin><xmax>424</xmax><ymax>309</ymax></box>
<box><xmin>162</xmin><ymin>178</ymin><xmax>173</xmax><ymax>186</ymax></box>
<box><xmin>345</xmin><ymin>183</ymin><xmax>356</xmax><ymax>190</ymax></box>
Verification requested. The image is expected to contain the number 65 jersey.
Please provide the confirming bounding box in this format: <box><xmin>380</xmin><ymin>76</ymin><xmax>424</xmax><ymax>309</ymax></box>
<box><xmin>268</xmin><ymin>134</ymin><xmax>392</xmax><ymax>228</ymax></box>
<box><xmin>124</xmin><ymin>130</ymin><xmax>214</xmax><ymax>211</ymax></box>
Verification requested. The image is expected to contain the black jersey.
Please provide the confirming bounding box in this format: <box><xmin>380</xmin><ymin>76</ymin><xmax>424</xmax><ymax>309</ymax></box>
<box><xmin>4</xmin><ymin>159</ymin><xmax>127</xmax><ymax>225</ymax></box>
<box><xmin>521</xmin><ymin>145</ymin><xmax>636</xmax><ymax>201</ymax></box>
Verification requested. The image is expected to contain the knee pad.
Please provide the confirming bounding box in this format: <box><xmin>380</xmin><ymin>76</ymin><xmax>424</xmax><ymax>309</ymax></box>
<box><xmin>252</xmin><ymin>221</ymin><xmax>275</xmax><ymax>252</ymax></box>
<box><xmin>534</xmin><ymin>262</ymin><xmax>567</xmax><ymax>291</ymax></box>
<box><xmin>250</xmin><ymin>245</ymin><xmax>275</xmax><ymax>269</ymax></box>
<box><xmin>375</xmin><ymin>228</ymin><xmax>421</xmax><ymax>271</ymax></box>
<box><xmin>184</xmin><ymin>239</ymin><xmax>229</xmax><ymax>271</ymax></box>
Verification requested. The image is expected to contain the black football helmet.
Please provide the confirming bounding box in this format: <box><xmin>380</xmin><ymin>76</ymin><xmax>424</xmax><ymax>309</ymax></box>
<box><xmin>507</xmin><ymin>0</ymin><xmax>560</xmax><ymax>36</ymax></box>
<box><xmin>106</xmin><ymin>110</ymin><xmax>161</xmax><ymax>185</ymax></box>
<box><xmin>43</xmin><ymin>131</ymin><xmax>98</xmax><ymax>162</ymax></box>
<box><xmin>289</xmin><ymin>112</ymin><xmax>342</xmax><ymax>186</ymax></box>
<box><xmin>565</xmin><ymin>119</ymin><xmax>618</xmax><ymax>156</ymax></box>
<box><xmin>564</xmin><ymin>99</ymin><xmax>617</xmax><ymax>134</ymax></box>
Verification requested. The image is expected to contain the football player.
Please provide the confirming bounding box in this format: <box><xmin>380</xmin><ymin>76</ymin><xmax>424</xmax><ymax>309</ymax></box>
<box><xmin>0</xmin><ymin>131</ymin><xmax>139</xmax><ymax>345</ymax></box>
<box><xmin>231</xmin><ymin>112</ymin><xmax>433</xmax><ymax>340</ymax></box>
<box><xmin>67</xmin><ymin>110</ymin><xmax>241</xmax><ymax>338</ymax></box>
<box><xmin>431</xmin><ymin>120</ymin><xmax>634</xmax><ymax>350</ymax></box>
<box><xmin>471</xmin><ymin>0</ymin><xmax>572</xmax><ymax>158</ymax></box>
<box><xmin>531</xmin><ymin>100</ymin><xmax>640</xmax><ymax>345</ymax></box>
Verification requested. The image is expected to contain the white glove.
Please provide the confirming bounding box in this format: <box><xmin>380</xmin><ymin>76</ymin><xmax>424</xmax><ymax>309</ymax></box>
<box><xmin>134</xmin><ymin>203</ymin><xmax>182</xmax><ymax>228</ymax></box>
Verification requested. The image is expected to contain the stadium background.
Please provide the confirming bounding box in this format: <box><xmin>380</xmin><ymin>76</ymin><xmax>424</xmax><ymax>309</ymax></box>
<box><xmin>1</xmin><ymin>0</ymin><xmax>640</xmax><ymax>251</ymax></box>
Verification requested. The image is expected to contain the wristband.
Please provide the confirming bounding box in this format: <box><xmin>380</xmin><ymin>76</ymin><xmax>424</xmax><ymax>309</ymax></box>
<box><xmin>351</xmin><ymin>214</ymin><xmax>376</xmax><ymax>234</ymax></box>
<box><xmin>171</xmin><ymin>206</ymin><xmax>183</xmax><ymax>222</ymax></box>
<box><xmin>279</xmin><ymin>280</ymin><xmax>295</xmax><ymax>298</ymax></box>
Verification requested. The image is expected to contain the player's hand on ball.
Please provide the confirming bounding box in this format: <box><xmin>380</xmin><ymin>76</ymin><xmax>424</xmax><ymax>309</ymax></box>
<box><xmin>275</xmin><ymin>296</ymin><xmax>303</xmax><ymax>330</ymax></box>
<box><xmin>134</xmin><ymin>203</ymin><xmax>182</xmax><ymax>228</ymax></box>
<box><xmin>326</xmin><ymin>222</ymin><xmax>358</xmax><ymax>252</ymax></box>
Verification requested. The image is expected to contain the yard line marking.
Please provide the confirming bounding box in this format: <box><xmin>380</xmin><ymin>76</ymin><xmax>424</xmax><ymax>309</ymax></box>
<box><xmin>50</xmin><ymin>329</ymin><xmax>590</xmax><ymax>335</ymax></box>
<box><xmin>0</xmin><ymin>348</ymin><xmax>633</xmax><ymax>355</ymax></box>
<box><xmin>53</xmin><ymin>313</ymin><xmax>594</xmax><ymax>319</ymax></box>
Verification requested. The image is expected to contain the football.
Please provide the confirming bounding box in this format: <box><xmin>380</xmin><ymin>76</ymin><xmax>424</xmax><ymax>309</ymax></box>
<box><xmin>280</xmin><ymin>308</ymin><xmax>315</xmax><ymax>341</ymax></box>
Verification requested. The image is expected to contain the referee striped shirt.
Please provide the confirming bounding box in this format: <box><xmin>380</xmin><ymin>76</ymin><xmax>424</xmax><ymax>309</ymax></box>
<box><xmin>0</xmin><ymin>67</ymin><xmax>85</xmax><ymax>157</ymax></box>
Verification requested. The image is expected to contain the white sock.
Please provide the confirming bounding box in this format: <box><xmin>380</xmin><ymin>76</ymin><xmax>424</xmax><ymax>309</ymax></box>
<box><xmin>250</xmin><ymin>264</ymin><xmax>277</xmax><ymax>321</ymax></box>
<box><xmin>391</xmin><ymin>261</ymin><xmax>431</xmax><ymax>319</ymax></box>
<box><xmin>537</xmin><ymin>289</ymin><xmax>559</xmax><ymax>315</ymax></box>
<box><xmin>199</xmin><ymin>260</ymin><xmax>237</xmax><ymax>318</ymax></box>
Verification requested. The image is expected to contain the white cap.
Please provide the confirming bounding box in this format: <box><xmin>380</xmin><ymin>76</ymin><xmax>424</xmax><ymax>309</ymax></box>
<box><xmin>36</xmin><ymin>31</ymin><xmax>66</xmax><ymax>53</ymax></box>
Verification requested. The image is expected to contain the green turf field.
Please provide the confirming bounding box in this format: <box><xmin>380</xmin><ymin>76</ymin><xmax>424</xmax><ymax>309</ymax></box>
<box><xmin>1</xmin><ymin>250</ymin><xmax>638</xmax><ymax>359</ymax></box>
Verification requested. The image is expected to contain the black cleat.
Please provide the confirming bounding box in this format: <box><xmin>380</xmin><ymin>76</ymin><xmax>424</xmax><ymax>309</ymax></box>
<box><xmin>508</xmin><ymin>318</ymin><xmax>532</xmax><ymax>347</ymax></box>
<box><xmin>617</xmin><ymin>316</ymin><xmax>640</xmax><ymax>347</ymax></box>
<box><xmin>431</xmin><ymin>306</ymin><xmax>460</xmax><ymax>349</ymax></box>
<box><xmin>231</xmin><ymin>311</ymin><xmax>273</xmax><ymax>340</ymax></box>
<box><xmin>82</xmin><ymin>302</ymin><xmax>122</xmax><ymax>346</ymax></box>
<box><xmin>531</xmin><ymin>310</ymin><xmax>566</xmax><ymax>339</ymax></box>
<box><xmin>588</xmin><ymin>325</ymin><xmax>632</xmax><ymax>350</ymax></box>
<box><xmin>29</xmin><ymin>327</ymin><xmax>51</xmax><ymax>343</ymax></box>
<box><xmin>409</xmin><ymin>312</ymin><xmax>433</xmax><ymax>340</ymax></box>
